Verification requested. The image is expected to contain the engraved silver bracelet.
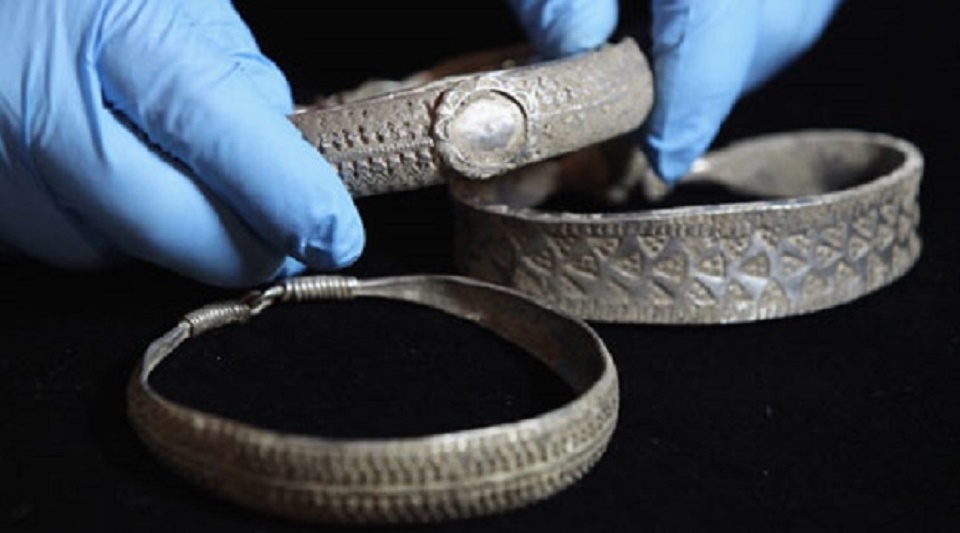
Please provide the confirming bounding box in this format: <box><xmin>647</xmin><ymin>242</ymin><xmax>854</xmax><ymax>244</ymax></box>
<box><xmin>451</xmin><ymin>130</ymin><xmax>924</xmax><ymax>324</ymax></box>
<box><xmin>291</xmin><ymin>38</ymin><xmax>653</xmax><ymax>197</ymax></box>
<box><xmin>128</xmin><ymin>275</ymin><xmax>619</xmax><ymax>524</ymax></box>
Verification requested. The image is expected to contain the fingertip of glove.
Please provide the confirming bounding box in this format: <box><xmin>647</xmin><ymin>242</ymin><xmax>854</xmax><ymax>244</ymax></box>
<box><xmin>267</xmin><ymin>256</ymin><xmax>308</xmax><ymax>282</ymax></box>
<box><xmin>510</xmin><ymin>0</ymin><xmax>617</xmax><ymax>59</ymax></box>
<box><xmin>325</xmin><ymin>227</ymin><xmax>365</xmax><ymax>271</ymax></box>
<box><xmin>187</xmin><ymin>256</ymin><xmax>293</xmax><ymax>289</ymax></box>
<box><xmin>300</xmin><ymin>207</ymin><xmax>366</xmax><ymax>271</ymax></box>
<box><xmin>643</xmin><ymin>141</ymin><xmax>698</xmax><ymax>185</ymax></box>
<box><xmin>539</xmin><ymin>29</ymin><xmax>609</xmax><ymax>59</ymax></box>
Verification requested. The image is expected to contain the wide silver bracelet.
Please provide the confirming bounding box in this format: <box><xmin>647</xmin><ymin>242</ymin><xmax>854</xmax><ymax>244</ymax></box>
<box><xmin>127</xmin><ymin>275</ymin><xmax>619</xmax><ymax>524</ymax></box>
<box><xmin>451</xmin><ymin>130</ymin><xmax>924</xmax><ymax>324</ymax></box>
<box><xmin>291</xmin><ymin>38</ymin><xmax>653</xmax><ymax>197</ymax></box>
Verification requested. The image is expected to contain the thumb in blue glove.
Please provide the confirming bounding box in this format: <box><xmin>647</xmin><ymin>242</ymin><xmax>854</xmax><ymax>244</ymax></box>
<box><xmin>0</xmin><ymin>0</ymin><xmax>365</xmax><ymax>287</ymax></box>
<box><xmin>507</xmin><ymin>0</ymin><xmax>845</xmax><ymax>184</ymax></box>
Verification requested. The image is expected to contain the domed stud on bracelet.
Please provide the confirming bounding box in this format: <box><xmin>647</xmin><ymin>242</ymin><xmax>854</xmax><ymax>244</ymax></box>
<box><xmin>291</xmin><ymin>38</ymin><xmax>653</xmax><ymax>197</ymax></box>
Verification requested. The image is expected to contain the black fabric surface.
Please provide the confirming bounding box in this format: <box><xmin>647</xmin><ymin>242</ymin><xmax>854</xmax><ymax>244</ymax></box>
<box><xmin>3</xmin><ymin>2</ymin><xmax>959</xmax><ymax>532</ymax></box>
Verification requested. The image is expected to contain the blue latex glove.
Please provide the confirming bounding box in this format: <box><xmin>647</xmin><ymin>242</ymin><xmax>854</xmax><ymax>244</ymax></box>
<box><xmin>508</xmin><ymin>0</ymin><xmax>845</xmax><ymax>184</ymax></box>
<box><xmin>0</xmin><ymin>0</ymin><xmax>364</xmax><ymax>287</ymax></box>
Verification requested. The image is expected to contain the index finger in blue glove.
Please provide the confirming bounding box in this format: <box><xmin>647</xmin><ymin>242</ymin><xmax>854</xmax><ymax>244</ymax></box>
<box><xmin>170</xmin><ymin>0</ymin><xmax>293</xmax><ymax>115</ymax></box>
<box><xmin>745</xmin><ymin>0</ymin><xmax>845</xmax><ymax>92</ymax></box>
<box><xmin>96</xmin><ymin>0</ymin><xmax>364</xmax><ymax>271</ymax></box>
<box><xmin>645</xmin><ymin>0</ymin><xmax>763</xmax><ymax>184</ymax></box>
<box><xmin>507</xmin><ymin>0</ymin><xmax>619</xmax><ymax>59</ymax></box>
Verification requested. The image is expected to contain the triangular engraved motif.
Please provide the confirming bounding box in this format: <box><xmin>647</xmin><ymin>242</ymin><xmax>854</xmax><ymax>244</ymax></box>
<box><xmin>608</xmin><ymin>274</ymin><xmax>637</xmax><ymax>302</ymax></box>
<box><xmin>821</xmin><ymin>225</ymin><xmax>847</xmax><ymax>249</ymax></box>
<box><xmin>897</xmin><ymin>215</ymin><xmax>913</xmax><ymax>242</ymax></box>
<box><xmin>786</xmin><ymin>232</ymin><xmax>812</xmax><ymax>254</ymax></box>
<box><xmin>722</xmin><ymin>236</ymin><xmax>752</xmax><ymax>259</ymax></box>
<box><xmin>847</xmin><ymin>236</ymin><xmax>871</xmax><ymax>262</ymax></box>
<box><xmin>611</xmin><ymin>252</ymin><xmax>645</xmax><ymax>279</ymax></box>
<box><xmin>780</xmin><ymin>253</ymin><xmax>809</xmax><ymax>277</ymax></box>
<box><xmin>565</xmin><ymin>253</ymin><xmax>600</xmax><ymax>278</ymax></box>
<box><xmin>552</xmin><ymin>236</ymin><xmax>577</xmax><ymax>256</ymax></box>
<box><xmin>523</xmin><ymin>244</ymin><xmax>554</xmax><ymax>273</ymax></box>
<box><xmin>653</xmin><ymin>253</ymin><xmax>688</xmax><ymax>283</ymax></box>
<box><xmin>585</xmin><ymin>237</ymin><xmax>620</xmax><ymax>258</ymax></box>
<box><xmin>757</xmin><ymin>281</ymin><xmax>790</xmax><ymax>308</ymax></box>
<box><xmin>892</xmin><ymin>244</ymin><xmax>910</xmax><ymax>273</ymax></box>
<box><xmin>689</xmin><ymin>280</ymin><xmax>717</xmax><ymax>306</ymax></box>
<box><xmin>740</xmin><ymin>254</ymin><xmax>771</xmax><ymax>278</ymax></box>
<box><xmin>834</xmin><ymin>260</ymin><xmax>861</xmax><ymax>289</ymax></box>
<box><xmin>648</xmin><ymin>280</ymin><xmax>675</xmax><ymax>306</ymax></box>
<box><xmin>556</xmin><ymin>272</ymin><xmax>587</xmax><ymax>298</ymax></box>
<box><xmin>507</xmin><ymin>231</ymin><xmax>533</xmax><ymax>254</ymax></box>
<box><xmin>513</xmin><ymin>265</ymin><xmax>545</xmax><ymax>296</ymax></box>
<box><xmin>757</xmin><ymin>227</ymin><xmax>779</xmax><ymax>249</ymax></box>
<box><xmin>867</xmin><ymin>252</ymin><xmax>889</xmax><ymax>286</ymax></box>
<box><xmin>476</xmin><ymin>236</ymin><xmax>512</xmax><ymax>276</ymax></box>
<box><xmin>698</xmin><ymin>253</ymin><xmax>727</xmax><ymax>278</ymax></box>
<box><xmin>874</xmin><ymin>223</ymin><xmax>895</xmax><ymax>251</ymax></box>
<box><xmin>638</xmin><ymin>235</ymin><xmax>669</xmax><ymax>258</ymax></box>
<box><xmin>853</xmin><ymin>210</ymin><xmax>878</xmax><ymax>239</ymax></box>
<box><xmin>801</xmin><ymin>273</ymin><xmax>829</xmax><ymax>303</ymax></box>
<box><xmin>880</xmin><ymin>201</ymin><xmax>898</xmax><ymax>223</ymax></box>
<box><xmin>815</xmin><ymin>243</ymin><xmax>843</xmax><ymax>267</ymax></box>
<box><xmin>726</xmin><ymin>280</ymin><xmax>753</xmax><ymax>302</ymax></box>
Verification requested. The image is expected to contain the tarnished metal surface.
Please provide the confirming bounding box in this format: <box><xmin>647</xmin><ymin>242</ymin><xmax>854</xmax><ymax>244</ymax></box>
<box><xmin>291</xmin><ymin>38</ymin><xmax>653</xmax><ymax>197</ymax></box>
<box><xmin>127</xmin><ymin>275</ymin><xmax>618</xmax><ymax>524</ymax></box>
<box><xmin>451</xmin><ymin>130</ymin><xmax>924</xmax><ymax>324</ymax></box>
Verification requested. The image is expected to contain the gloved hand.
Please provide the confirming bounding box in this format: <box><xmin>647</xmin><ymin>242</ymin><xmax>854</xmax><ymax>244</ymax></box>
<box><xmin>0</xmin><ymin>0</ymin><xmax>364</xmax><ymax>287</ymax></box>
<box><xmin>508</xmin><ymin>0</ymin><xmax>845</xmax><ymax>184</ymax></box>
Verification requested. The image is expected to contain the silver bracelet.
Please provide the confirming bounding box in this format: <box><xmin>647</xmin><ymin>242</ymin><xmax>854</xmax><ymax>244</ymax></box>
<box><xmin>291</xmin><ymin>38</ymin><xmax>653</xmax><ymax>197</ymax></box>
<box><xmin>127</xmin><ymin>275</ymin><xmax>619</xmax><ymax>524</ymax></box>
<box><xmin>451</xmin><ymin>130</ymin><xmax>924</xmax><ymax>324</ymax></box>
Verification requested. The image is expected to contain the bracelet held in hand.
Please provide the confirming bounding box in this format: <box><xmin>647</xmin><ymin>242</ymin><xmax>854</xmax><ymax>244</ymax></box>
<box><xmin>291</xmin><ymin>38</ymin><xmax>652</xmax><ymax>197</ymax></box>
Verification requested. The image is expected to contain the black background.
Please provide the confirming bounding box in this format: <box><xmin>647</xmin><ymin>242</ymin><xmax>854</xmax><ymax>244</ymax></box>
<box><xmin>3</xmin><ymin>1</ymin><xmax>959</xmax><ymax>532</ymax></box>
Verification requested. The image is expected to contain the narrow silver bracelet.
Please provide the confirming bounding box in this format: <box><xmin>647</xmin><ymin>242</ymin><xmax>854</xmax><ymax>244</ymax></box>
<box><xmin>128</xmin><ymin>275</ymin><xmax>619</xmax><ymax>524</ymax></box>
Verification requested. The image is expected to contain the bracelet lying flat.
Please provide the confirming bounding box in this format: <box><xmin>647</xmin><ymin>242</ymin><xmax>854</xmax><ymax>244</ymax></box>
<box><xmin>451</xmin><ymin>130</ymin><xmax>924</xmax><ymax>324</ymax></box>
<box><xmin>127</xmin><ymin>275</ymin><xmax>618</xmax><ymax>524</ymax></box>
<box><xmin>291</xmin><ymin>38</ymin><xmax>653</xmax><ymax>197</ymax></box>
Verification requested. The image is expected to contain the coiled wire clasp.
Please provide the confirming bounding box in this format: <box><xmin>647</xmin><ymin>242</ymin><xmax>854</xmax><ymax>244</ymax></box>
<box><xmin>280</xmin><ymin>275</ymin><xmax>358</xmax><ymax>302</ymax></box>
<box><xmin>240</xmin><ymin>284</ymin><xmax>285</xmax><ymax>316</ymax></box>
<box><xmin>180</xmin><ymin>277</ymin><xmax>359</xmax><ymax>337</ymax></box>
